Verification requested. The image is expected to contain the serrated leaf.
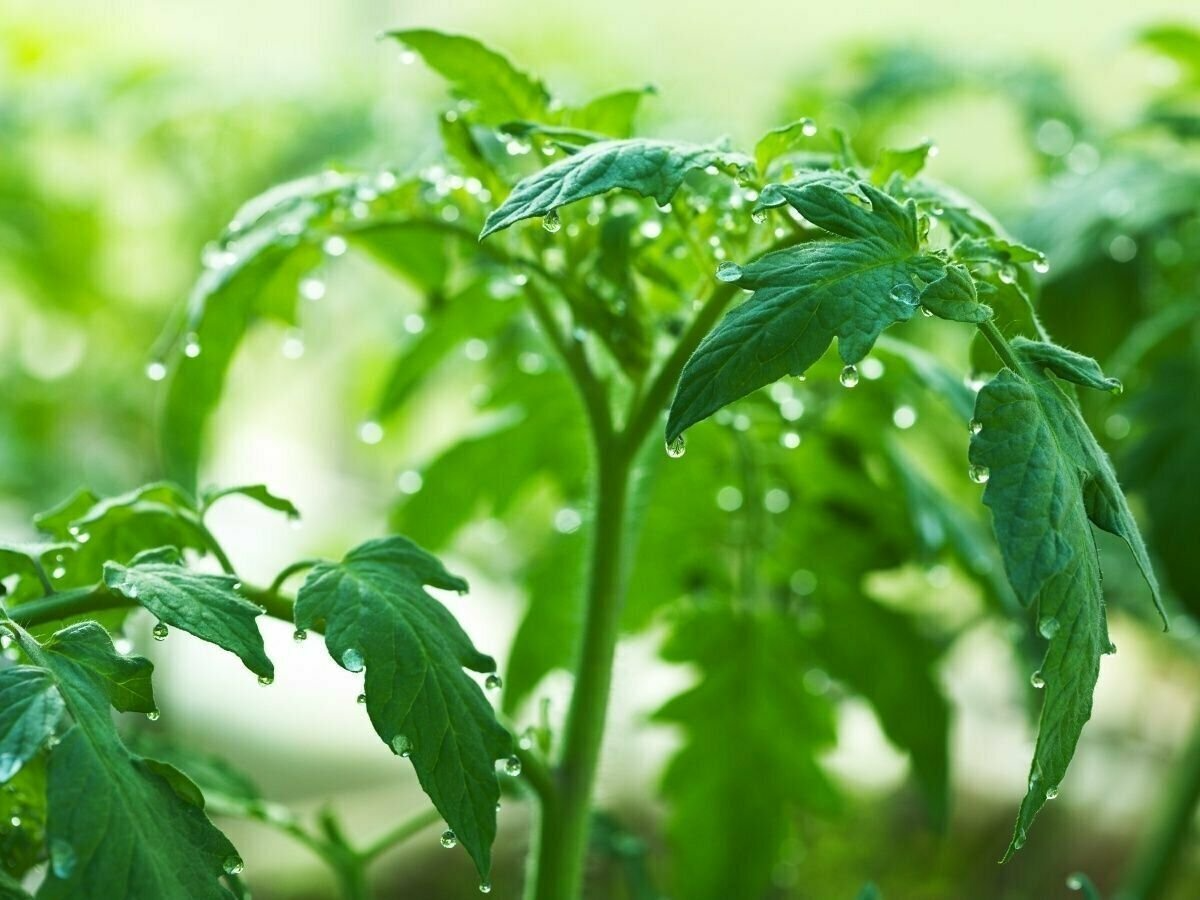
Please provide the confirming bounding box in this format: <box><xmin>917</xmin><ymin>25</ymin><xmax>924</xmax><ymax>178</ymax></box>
<box><xmin>753</xmin><ymin>168</ymin><xmax>867</xmax><ymax>213</ymax></box>
<box><xmin>655</xmin><ymin>608</ymin><xmax>837</xmax><ymax>900</ymax></box>
<box><xmin>0</xmin><ymin>667</ymin><xmax>64</xmax><ymax>784</ymax></box>
<box><xmin>667</xmin><ymin>182</ymin><xmax>946</xmax><ymax>442</ymax></box>
<box><xmin>103</xmin><ymin>551</ymin><xmax>273</xmax><ymax>679</ymax></box>
<box><xmin>294</xmin><ymin>536</ymin><xmax>511</xmax><ymax>879</ymax></box>
<box><xmin>753</xmin><ymin>120</ymin><xmax>821</xmax><ymax>174</ymax></box>
<box><xmin>968</xmin><ymin>368</ymin><xmax>1162</xmax><ymax>857</ymax></box>
<box><xmin>480</xmin><ymin>139</ymin><xmax>752</xmax><ymax>237</ymax></box>
<box><xmin>386</xmin><ymin>30</ymin><xmax>551</xmax><ymax>125</ymax></box>
<box><xmin>1012</xmin><ymin>338</ymin><xmax>1122</xmax><ymax>393</ymax></box>
<box><xmin>200</xmin><ymin>485</ymin><xmax>299</xmax><ymax>520</ymax></box>
<box><xmin>919</xmin><ymin>263</ymin><xmax>992</xmax><ymax>323</ymax></box>
<box><xmin>871</xmin><ymin>140</ymin><xmax>936</xmax><ymax>184</ymax></box>
<box><xmin>13</xmin><ymin>623</ymin><xmax>237</xmax><ymax>899</ymax></box>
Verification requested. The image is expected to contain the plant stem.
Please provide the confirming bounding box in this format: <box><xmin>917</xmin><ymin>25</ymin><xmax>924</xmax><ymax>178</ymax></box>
<box><xmin>527</xmin><ymin>447</ymin><xmax>633</xmax><ymax>900</ymax></box>
<box><xmin>1116</xmin><ymin>708</ymin><xmax>1200</xmax><ymax>900</ymax></box>
<box><xmin>977</xmin><ymin>319</ymin><xmax>1025</xmax><ymax>374</ymax></box>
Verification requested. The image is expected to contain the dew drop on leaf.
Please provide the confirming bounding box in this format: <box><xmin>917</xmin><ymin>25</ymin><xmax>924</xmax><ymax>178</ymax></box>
<box><xmin>715</xmin><ymin>261</ymin><xmax>743</xmax><ymax>283</ymax></box>
<box><xmin>152</xmin><ymin>622</ymin><xmax>169</xmax><ymax>641</ymax></box>
<box><xmin>839</xmin><ymin>365</ymin><xmax>860</xmax><ymax>388</ymax></box>
<box><xmin>969</xmin><ymin>465</ymin><xmax>990</xmax><ymax>484</ymax></box>
<box><xmin>1045</xmin><ymin>785</ymin><xmax>1059</xmax><ymax>800</ymax></box>
<box><xmin>257</xmin><ymin>675</ymin><xmax>274</xmax><ymax>687</ymax></box>
<box><xmin>920</xmin><ymin>306</ymin><xmax>934</xmax><ymax>317</ymax></box>
<box><xmin>479</xmin><ymin>883</ymin><xmax>492</xmax><ymax>894</ymax></box>
<box><xmin>440</xmin><ymin>829</ymin><xmax>458</xmax><ymax>849</ymax></box>
<box><xmin>665</xmin><ymin>435</ymin><xmax>687</xmax><ymax>459</ymax></box>
<box><xmin>485</xmin><ymin>673</ymin><xmax>503</xmax><ymax>691</ymax></box>
<box><xmin>800</xmin><ymin>117</ymin><xmax>818</xmax><ymax>137</ymax></box>
<box><xmin>1031</xmin><ymin>670</ymin><xmax>1046</xmax><ymax>689</ymax></box>
<box><xmin>1033</xmin><ymin>256</ymin><xmax>1050</xmax><ymax>274</ymax></box>
<box><xmin>542</xmin><ymin>209</ymin><xmax>561</xmax><ymax>233</ymax></box>
<box><xmin>751</xmin><ymin>209</ymin><xmax>767</xmax><ymax>225</ymax></box>
<box><xmin>146</xmin><ymin>709</ymin><xmax>160</xmax><ymax>721</ymax></box>
<box><xmin>1038</xmin><ymin>617</ymin><xmax>1060</xmax><ymax>639</ymax></box>
<box><xmin>998</xmin><ymin>265</ymin><xmax>1017</xmax><ymax>285</ymax></box>
<box><xmin>503</xmin><ymin>755</ymin><xmax>522</xmax><ymax>776</ymax></box>
<box><xmin>223</xmin><ymin>856</ymin><xmax>245</xmax><ymax>876</ymax></box>
<box><xmin>969</xmin><ymin>419</ymin><xmax>983</xmax><ymax>436</ymax></box>
<box><xmin>341</xmin><ymin>648</ymin><xmax>365</xmax><ymax>672</ymax></box>
<box><xmin>392</xmin><ymin>734</ymin><xmax>413</xmax><ymax>758</ymax></box>
<box><xmin>889</xmin><ymin>283</ymin><xmax>920</xmax><ymax>306</ymax></box>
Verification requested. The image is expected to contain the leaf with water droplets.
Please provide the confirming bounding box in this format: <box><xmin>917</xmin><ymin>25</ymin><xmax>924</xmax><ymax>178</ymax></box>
<box><xmin>0</xmin><ymin>668</ymin><xmax>64</xmax><ymax>784</ymax></box>
<box><xmin>294</xmin><ymin>536</ymin><xmax>512</xmax><ymax>880</ymax></box>
<box><xmin>753</xmin><ymin>119</ymin><xmax>820</xmax><ymax>174</ymax></box>
<box><xmin>385</xmin><ymin>31</ymin><xmax>551</xmax><ymax>126</ymax></box>
<box><xmin>667</xmin><ymin>181</ymin><xmax>948</xmax><ymax>442</ymax></box>
<box><xmin>11</xmin><ymin>623</ymin><xmax>238</xmax><ymax>899</ymax></box>
<box><xmin>1012</xmin><ymin>338</ymin><xmax>1123</xmax><ymax>393</ymax></box>
<box><xmin>968</xmin><ymin>368</ymin><xmax>1162</xmax><ymax>859</ymax></box>
<box><xmin>104</xmin><ymin>549</ymin><xmax>274</xmax><ymax>680</ymax></box>
<box><xmin>0</xmin><ymin>541</ymin><xmax>73</xmax><ymax>602</ymax></box>
<box><xmin>480</xmin><ymin>139</ymin><xmax>752</xmax><ymax>238</ymax></box>
<box><xmin>918</xmin><ymin>263</ymin><xmax>992</xmax><ymax>323</ymax></box>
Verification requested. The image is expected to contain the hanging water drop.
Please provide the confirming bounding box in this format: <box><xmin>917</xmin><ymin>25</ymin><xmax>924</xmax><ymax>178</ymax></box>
<box><xmin>1038</xmin><ymin>617</ymin><xmax>1060</xmax><ymax>639</ymax></box>
<box><xmin>503</xmin><ymin>755</ymin><xmax>522</xmax><ymax>776</ymax></box>
<box><xmin>889</xmin><ymin>283</ymin><xmax>920</xmax><ymax>306</ymax></box>
<box><xmin>969</xmin><ymin>419</ymin><xmax>983</xmax><ymax>436</ymax></box>
<box><xmin>800</xmin><ymin>117</ymin><xmax>818</xmax><ymax>137</ymax></box>
<box><xmin>392</xmin><ymin>734</ymin><xmax>413</xmax><ymax>758</ymax></box>
<box><xmin>146</xmin><ymin>709</ymin><xmax>160</xmax><ymax>722</ymax></box>
<box><xmin>258</xmin><ymin>675</ymin><xmax>274</xmax><ymax>687</ymax></box>
<box><xmin>356</xmin><ymin>693</ymin><xmax>367</xmax><ymax>704</ymax></box>
<box><xmin>152</xmin><ymin>622</ymin><xmax>169</xmax><ymax>641</ymax></box>
<box><xmin>998</xmin><ymin>265</ymin><xmax>1017</xmax><ymax>285</ymax></box>
<box><xmin>479</xmin><ymin>883</ymin><xmax>492</xmax><ymax>894</ymax></box>
<box><xmin>485</xmin><ymin>673</ymin><xmax>503</xmax><ymax>690</ymax></box>
<box><xmin>293</xmin><ymin>629</ymin><xmax>308</xmax><ymax>642</ymax></box>
<box><xmin>146</xmin><ymin>361</ymin><xmax>168</xmax><ymax>382</ymax></box>
<box><xmin>839</xmin><ymin>365</ymin><xmax>859</xmax><ymax>388</ymax></box>
<box><xmin>440</xmin><ymin>829</ymin><xmax>458</xmax><ymax>849</ymax></box>
<box><xmin>223</xmin><ymin>856</ymin><xmax>245</xmax><ymax>876</ymax></box>
<box><xmin>542</xmin><ymin>209</ymin><xmax>561</xmax><ymax>233</ymax></box>
<box><xmin>969</xmin><ymin>465</ymin><xmax>990</xmax><ymax>484</ymax></box>
<box><xmin>341</xmin><ymin>648</ymin><xmax>365</xmax><ymax>672</ymax></box>
<box><xmin>665</xmin><ymin>435</ymin><xmax>686</xmax><ymax>458</ymax></box>
<box><xmin>920</xmin><ymin>306</ymin><xmax>934</xmax><ymax>317</ymax></box>
<box><xmin>715</xmin><ymin>261</ymin><xmax>743</xmax><ymax>283</ymax></box>
<box><xmin>751</xmin><ymin>209</ymin><xmax>767</xmax><ymax>225</ymax></box>
<box><xmin>1033</xmin><ymin>256</ymin><xmax>1050</xmax><ymax>274</ymax></box>
<box><xmin>1045</xmin><ymin>785</ymin><xmax>1059</xmax><ymax>800</ymax></box>
<box><xmin>1030</xmin><ymin>670</ymin><xmax>1046</xmax><ymax>689</ymax></box>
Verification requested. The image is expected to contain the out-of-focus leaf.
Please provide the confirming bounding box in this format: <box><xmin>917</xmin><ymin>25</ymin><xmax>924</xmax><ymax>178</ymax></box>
<box><xmin>200</xmin><ymin>485</ymin><xmax>299</xmax><ymax>520</ymax></box>
<box><xmin>0</xmin><ymin>667</ymin><xmax>64</xmax><ymax>784</ymax></box>
<box><xmin>294</xmin><ymin>536</ymin><xmax>511</xmax><ymax>879</ymax></box>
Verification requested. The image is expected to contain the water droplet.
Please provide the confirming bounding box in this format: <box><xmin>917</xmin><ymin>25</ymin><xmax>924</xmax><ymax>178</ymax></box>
<box><xmin>479</xmin><ymin>883</ymin><xmax>492</xmax><ymax>894</ymax></box>
<box><xmin>485</xmin><ymin>673</ymin><xmax>503</xmax><ymax>690</ymax></box>
<box><xmin>763</xmin><ymin>489</ymin><xmax>790</xmax><ymax>514</ymax></box>
<box><xmin>969</xmin><ymin>419</ymin><xmax>983</xmax><ymax>435</ymax></box>
<box><xmin>258</xmin><ymin>675</ymin><xmax>274</xmax><ymax>687</ymax></box>
<box><xmin>146</xmin><ymin>709</ymin><xmax>160</xmax><ymax>721</ymax></box>
<box><xmin>839</xmin><ymin>365</ymin><xmax>859</xmax><ymax>388</ymax></box>
<box><xmin>542</xmin><ymin>209</ymin><xmax>561</xmax><ymax>233</ymax></box>
<box><xmin>892</xmin><ymin>405</ymin><xmax>917</xmax><ymax>429</ymax></box>
<box><xmin>281</xmin><ymin>331</ymin><xmax>306</xmax><ymax>360</ymax></box>
<box><xmin>293</xmin><ymin>629</ymin><xmax>308</xmax><ymax>642</ymax></box>
<box><xmin>1108</xmin><ymin>234</ymin><xmax>1137</xmax><ymax>262</ymax></box>
<box><xmin>52</xmin><ymin>566</ymin><xmax>66</xmax><ymax>580</ymax></box>
<box><xmin>1066</xmin><ymin>874</ymin><xmax>1084</xmax><ymax>891</ymax></box>
<box><xmin>1038</xmin><ymin>617</ymin><xmax>1060</xmax><ymax>639</ymax></box>
<box><xmin>751</xmin><ymin>209</ymin><xmax>767</xmax><ymax>225</ymax></box>
<box><xmin>1033</xmin><ymin>256</ymin><xmax>1050</xmax><ymax>274</ymax></box>
<box><xmin>890</xmin><ymin>283</ymin><xmax>920</xmax><ymax>306</ymax></box>
<box><xmin>926</xmin><ymin>143</ymin><xmax>940</xmax><ymax>158</ymax></box>
<box><xmin>715</xmin><ymin>486</ymin><xmax>743</xmax><ymax>512</ymax></box>
<box><xmin>397</xmin><ymin>470</ymin><xmax>423</xmax><ymax>495</ymax></box>
<box><xmin>800</xmin><ymin>117</ymin><xmax>818</xmax><ymax>137</ymax></box>
<box><xmin>358</xmin><ymin>421</ymin><xmax>384</xmax><ymax>445</ymax></box>
<box><xmin>299</xmin><ymin>277</ymin><xmax>326</xmax><ymax>301</ymax></box>
<box><xmin>969</xmin><ymin>465</ymin><xmax>990</xmax><ymax>484</ymax></box>
<box><xmin>1030</xmin><ymin>670</ymin><xmax>1046</xmax><ymax>689</ymax></box>
<box><xmin>399</xmin><ymin>49</ymin><xmax>417</xmax><ymax>65</ymax></box>
<box><xmin>341</xmin><ymin>648</ymin><xmax>365</xmax><ymax>672</ymax></box>
<box><xmin>440</xmin><ymin>829</ymin><xmax>458</xmax><ymax>849</ymax></box>
<box><xmin>998</xmin><ymin>265</ymin><xmax>1017</xmax><ymax>285</ymax></box>
<box><xmin>553</xmin><ymin>507</ymin><xmax>582</xmax><ymax>534</ymax></box>
<box><xmin>184</xmin><ymin>334</ymin><xmax>202</xmax><ymax>358</ymax></box>
<box><xmin>861</xmin><ymin>358</ymin><xmax>885</xmax><ymax>380</ymax></box>
<box><xmin>146</xmin><ymin>361</ymin><xmax>168</xmax><ymax>382</ymax></box>
<box><xmin>323</xmin><ymin>235</ymin><xmax>348</xmax><ymax>257</ymax></box>
<box><xmin>666</xmin><ymin>435</ymin><xmax>687</xmax><ymax>458</ymax></box>
<box><xmin>50</xmin><ymin>839</ymin><xmax>76</xmax><ymax>879</ymax></box>
<box><xmin>152</xmin><ymin>622</ymin><xmax>169</xmax><ymax>641</ymax></box>
<box><xmin>503</xmin><ymin>756</ymin><xmax>522</xmax><ymax>776</ymax></box>
<box><xmin>780</xmin><ymin>431</ymin><xmax>801</xmax><ymax>449</ymax></box>
<box><xmin>1045</xmin><ymin>785</ymin><xmax>1059</xmax><ymax>800</ymax></box>
<box><xmin>356</xmin><ymin>693</ymin><xmax>367</xmax><ymax>704</ymax></box>
<box><xmin>639</xmin><ymin>220</ymin><xmax>663</xmax><ymax>239</ymax></box>
<box><xmin>715</xmin><ymin>261</ymin><xmax>743</xmax><ymax>283</ymax></box>
<box><xmin>392</xmin><ymin>734</ymin><xmax>413</xmax><ymax>758</ymax></box>
<box><xmin>223</xmin><ymin>856</ymin><xmax>245</xmax><ymax>876</ymax></box>
<box><xmin>920</xmin><ymin>306</ymin><xmax>934</xmax><ymax>317</ymax></box>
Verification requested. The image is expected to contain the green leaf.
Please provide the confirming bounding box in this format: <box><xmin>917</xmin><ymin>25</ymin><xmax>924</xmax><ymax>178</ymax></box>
<box><xmin>871</xmin><ymin>140</ymin><xmax>936</xmax><ymax>184</ymax></box>
<box><xmin>918</xmin><ymin>263</ymin><xmax>992</xmax><ymax>323</ymax></box>
<box><xmin>968</xmin><ymin>368</ymin><xmax>1162</xmax><ymax>857</ymax></box>
<box><xmin>200</xmin><ymin>485</ymin><xmax>299</xmax><ymax>520</ymax></box>
<box><xmin>386</xmin><ymin>30</ymin><xmax>551</xmax><ymax>125</ymax></box>
<box><xmin>0</xmin><ymin>869</ymin><xmax>31</xmax><ymax>900</ymax></box>
<box><xmin>0</xmin><ymin>667</ymin><xmax>64</xmax><ymax>784</ymax></box>
<box><xmin>103</xmin><ymin>550</ymin><xmax>274</xmax><ymax>679</ymax></box>
<box><xmin>294</xmin><ymin>536</ymin><xmax>511</xmax><ymax>879</ymax></box>
<box><xmin>14</xmin><ymin>623</ymin><xmax>238</xmax><ymax>899</ymax></box>
<box><xmin>480</xmin><ymin>139</ymin><xmax>752</xmax><ymax>237</ymax></box>
<box><xmin>753</xmin><ymin>119</ymin><xmax>820</xmax><ymax>174</ymax></box>
<box><xmin>1012</xmin><ymin>338</ymin><xmax>1122</xmax><ymax>393</ymax></box>
<box><xmin>667</xmin><ymin>182</ymin><xmax>946</xmax><ymax>442</ymax></box>
<box><xmin>753</xmin><ymin>168</ymin><xmax>867</xmax><ymax>213</ymax></box>
<box><xmin>655</xmin><ymin>607</ymin><xmax>837</xmax><ymax>900</ymax></box>
<box><xmin>559</xmin><ymin>86</ymin><xmax>654</xmax><ymax>138</ymax></box>
<box><xmin>0</xmin><ymin>542</ymin><xmax>70</xmax><ymax>599</ymax></box>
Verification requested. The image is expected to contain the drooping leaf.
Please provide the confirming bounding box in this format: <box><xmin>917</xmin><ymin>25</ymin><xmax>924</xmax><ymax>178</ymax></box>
<box><xmin>294</xmin><ymin>537</ymin><xmax>511</xmax><ymax>879</ymax></box>
<box><xmin>386</xmin><ymin>30</ymin><xmax>551</xmax><ymax>125</ymax></box>
<box><xmin>655</xmin><ymin>607</ymin><xmax>837</xmax><ymax>900</ymax></box>
<box><xmin>103</xmin><ymin>550</ymin><xmax>274</xmax><ymax>680</ymax></box>
<box><xmin>1012</xmin><ymin>338</ymin><xmax>1123</xmax><ymax>393</ymax></box>
<box><xmin>667</xmin><ymin>182</ymin><xmax>947</xmax><ymax>442</ymax></box>
<box><xmin>968</xmin><ymin>368</ymin><xmax>1162</xmax><ymax>857</ymax></box>
<box><xmin>0</xmin><ymin>667</ymin><xmax>64</xmax><ymax>784</ymax></box>
<box><xmin>200</xmin><ymin>485</ymin><xmax>299</xmax><ymax>520</ymax></box>
<box><xmin>480</xmin><ymin>139</ymin><xmax>752</xmax><ymax>237</ymax></box>
<box><xmin>12</xmin><ymin>623</ymin><xmax>238</xmax><ymax>899</ymax></box>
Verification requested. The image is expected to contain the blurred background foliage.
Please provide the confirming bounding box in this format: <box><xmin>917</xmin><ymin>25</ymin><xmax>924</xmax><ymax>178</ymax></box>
<box><xmin>1</xmin><ymin>3</ymin><xmax>1199</xmax><ymax>899</ymax></box>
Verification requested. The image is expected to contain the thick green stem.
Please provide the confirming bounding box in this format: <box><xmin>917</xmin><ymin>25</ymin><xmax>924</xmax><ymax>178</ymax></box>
<box><xmin>1116</xmin><ymin>709</ymin><xmax>1200</xmax><ymax>900</ymax></box>
<box><xmin>527</xmin><ymin>448</ymin><xmax>633</xmax><ymax>900</ymax></box>
<box><xmin>977</xmin><ymin>318</ymin><xmax>1025</xmax><ymax>375</ymax></box>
